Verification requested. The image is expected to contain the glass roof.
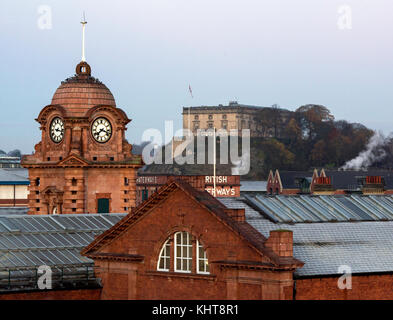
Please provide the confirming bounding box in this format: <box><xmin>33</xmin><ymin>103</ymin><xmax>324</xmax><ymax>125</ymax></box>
<box><xmin>244</xmin><ymin>194</ymin><xmax>393</xmax><ymax>223</ymax></box>
<box><xmin>0</xmin><ymin>213</ymin><xmax>125</xmax><ymax>272</ymax></box>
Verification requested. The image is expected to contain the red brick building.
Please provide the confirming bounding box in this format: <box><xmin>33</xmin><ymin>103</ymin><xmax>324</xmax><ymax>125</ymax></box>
<box><xmin>267</xmin><ymin>169</ymin><xmax>393</xmax><ymax>195</ymax></box>
<box><xmin>21</xmin><ymin>61</ymin><xmax>143</xmax><ymax>215</ymax></box>
<box><xmin>136</xmin><ymin>173</ymin><xmax>240</xmax><ymax>204</ymax></box>
<box><xmin>82</xmin><ymin>178</ymin><xmax>303</xmax><ymax>300</ymax></box>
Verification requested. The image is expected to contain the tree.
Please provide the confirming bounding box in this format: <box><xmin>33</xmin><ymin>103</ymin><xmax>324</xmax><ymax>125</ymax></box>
<box><xmin>7</xmin><ymin>149</ymin><xmax>21</xmax><ymax>158</ymax></box>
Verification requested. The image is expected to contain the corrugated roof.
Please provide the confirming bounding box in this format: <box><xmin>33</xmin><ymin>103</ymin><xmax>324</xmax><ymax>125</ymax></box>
<box><xmin>0</xmin><ymin>213</ymin><xmax>125</xmax><ymax>270</ymax></box>
<box><xmin>0</xmin><ymin>213</ymin><xmax>126</xmax><ymax>291</ymax></box>
<box><xmin>243</xmin><ymin>194</ymin><xmax>393</xmax><ymax>223</ymax></box>
<box><xmin>219</xmin><ymin>197</ymin><xmax>393</xmax><ymax>277</ymax></box>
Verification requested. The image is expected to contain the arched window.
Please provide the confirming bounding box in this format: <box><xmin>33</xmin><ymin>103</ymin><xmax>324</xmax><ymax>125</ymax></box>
<box><xmin>156</xmin><ymin>231</ymin><xmax>209</xmax><ymax>275</ymax></box>
<box><xmin>197</xmin><ymin>240</ymin><xmax>210</xmax><ymax>274</ymax></box>
<box><xmin>157</xmin><ymin>239</ymin><xmax>171</xmax><ymax>271</ymax></box>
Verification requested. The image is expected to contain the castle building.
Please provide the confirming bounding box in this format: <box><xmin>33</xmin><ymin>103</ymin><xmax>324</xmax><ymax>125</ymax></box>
<box><xmin>21</xmin><ymin>61</ymin><xmax>143</xmax><ymax>215</ymax></box>
<box><xmin>182</xmin><ymin>102</ymin><xmax>291</xmax><ymax>137</ymax></box>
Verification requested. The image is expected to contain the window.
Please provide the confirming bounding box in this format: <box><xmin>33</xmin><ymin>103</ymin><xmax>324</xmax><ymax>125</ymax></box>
<box><xmin>72</xmin><ymin>178</ymin><xmax>77</xmax><ymax>186</ymax></box>
<box><xmin>222</xmin><ymin>114</ymin><xmax>227</xmax><ymax>119</ymax></box>
<box><xmin>142</xmin><ymin>189</ymin><xmax>148</xmax><ymax>202</ymax></box>
<box><xmin>156</xmin><ymin>232</ymin><xmax>209</xmax><ymax>275</ymax></box>
<box><xmin>208</xmin><ymin>115</ymin><xmax>213</xmax><ymax>120</ymax></box>
<box><xmin>197</xmin><ymin>240</ymin><xmax>210</xmax><ymax>274</ymax></box>
<box><xmin>157</xmin><ymin>240</ymin><xmax>171</xmax><ymax>271</ymax></box>
<box><xmin>124</xmin><ymin>177</ymin><xmax>129</xmax><ymax>186</ymax></box>
<box><xmin>175</xmin><ymin>232</ymin><xmax>192</xmax><ymax>273</ymax></box>
<box><xmin>97</xmin><ymin>198</ymin><xmax>110</xmax><ymax>213</ymax></box>
<box><xmin>194</xmin><ymin>115</ymin><xmax>199</xmax><ymax>120</ymax></box>
<box><xmin>35</xmin><ymin>178</ymin><xmax>40</xmax><ymax>186</ymax></box>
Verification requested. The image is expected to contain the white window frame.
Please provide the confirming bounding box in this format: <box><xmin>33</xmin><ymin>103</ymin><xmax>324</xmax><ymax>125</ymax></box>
<box><xmin>174</xmin><ymin>232</ymin><xmax>192</xmax><ymax>273</ymax></box>
<box><xmin>196</xmin><ymin>240</ymin><xmax>210</xmax><ymax>274</ymax></box>
<box><xmin>157</xmin><ymin>239</ymin><xmax>171</xmax><ymax>272</ymax></box>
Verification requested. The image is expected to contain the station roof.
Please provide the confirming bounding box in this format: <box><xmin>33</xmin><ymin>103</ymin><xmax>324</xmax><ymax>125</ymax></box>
<box><xmin>0</xmin><ymin>213</ymin><xmax>126</xmax><ymax>292</ymax></box>
<box><xmin>219</xmin><ymin>196</ymin><xmax>393</xmax><ymax>277</ymax></box>
<box><xmin>243</xmin><ymin>194</ymin><xmax>393</xmax><ymax>223</ymax></box>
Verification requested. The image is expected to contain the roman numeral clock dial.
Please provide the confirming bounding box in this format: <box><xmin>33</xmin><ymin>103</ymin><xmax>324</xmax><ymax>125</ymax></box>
<box><xmin>50</xmin><ymin>117</ymin><xmax>64</xmax><ymax>143</ymax></box>
<box><xmin>92</xmin><ymin>117</ymin><xmax>112</xmax><ymax>143</ymax></box>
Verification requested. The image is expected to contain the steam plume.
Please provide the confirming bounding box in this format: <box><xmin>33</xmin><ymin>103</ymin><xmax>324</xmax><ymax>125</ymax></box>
<box><xmin>341</xmin><ymin>132</ymin><xmax>391</xmax><ymax>170</ymax></box>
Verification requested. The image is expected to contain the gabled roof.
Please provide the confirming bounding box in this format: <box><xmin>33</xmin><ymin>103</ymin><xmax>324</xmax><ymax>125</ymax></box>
<box><xmin>81</xmin><ymin>178</ymin><xmax>302</xmax><ymax>269</ymax></box>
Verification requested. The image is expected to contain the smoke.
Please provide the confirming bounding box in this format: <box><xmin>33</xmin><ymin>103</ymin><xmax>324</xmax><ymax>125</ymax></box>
<box><xmin>341</xmin><ymin>132</ymin><xmax>392</xmax><ymax>170</ymax></box>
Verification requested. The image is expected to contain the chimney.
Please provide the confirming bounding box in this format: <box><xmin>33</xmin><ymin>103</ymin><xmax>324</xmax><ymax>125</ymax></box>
<box><xmin>265</xmin><ymin>230</ymin><xmax>293</xmax><ymax>257</ymax></box>
<box><xmin>362</xmin><ymin>176</ymin><xmax>384</xmax><ymax>195</ymax></box>
<box><xmin>312</xmin><ymin>176</ymin><xmax>334</xmax><ymax>195</ymax></box>
<box><xmin>224</xmin><ymin>208</ymin><xmax>245</xmax><ymax>222</ymax></box>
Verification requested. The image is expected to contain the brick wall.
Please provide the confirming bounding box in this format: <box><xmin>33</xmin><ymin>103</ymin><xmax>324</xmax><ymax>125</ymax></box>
<box><xmin>296</xmin><ymin>274</ymin><xmax>393</xmax><ymax>300</ymax></box>
<box><xmin>0</xmin><ymin>288</ymin><xmax>101</xmax><ymax>300</ymax></box>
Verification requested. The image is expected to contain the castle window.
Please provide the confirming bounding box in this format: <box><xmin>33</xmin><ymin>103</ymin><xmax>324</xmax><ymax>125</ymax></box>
<box><xmin>222</xmin><ymin>114</ymin><xmax>227</xmax><ymax>119</ymax></box>
<box><xmin>194</xmin><ymin>115</ymin><xmax>199</xmax><ymax>120</ymax></box>
<box><xmin>72</xmin><ymin>178</ymin><xmax>77</xmax><ymax>186</ymax></box>
<box><xmin>35</xmin><ymin>178</ymin><xmax>40</xmax><ymax>186</ymax></box>
<box><xmin>36</xmin><ymin>191</ymin><xmax>40</xmax><ymax>195</ymax></box>
<box><xmin>47</xmin><ymin>157</ymin><xmax>51</xmax><ymax>161</ymax></box>
<box><xmin>157</xmin><ymin>239</ymin><xmax>171</xmax><ymax>272</ymax></box>
<box><xmin>124</xmin><ymin>177</ymin><xmax>129</xmax><ymax>186</ymax></box>
<box><xmin>208</xmin><ymin>115</ymin><xmax>213</xmax><ymax>120</ymax></box>
<box><xmin>72</xmin><ymin>208</ymin><xmax>76</xmax><ymax>212</ymax></box>
<box><xmin>72</xmin><ymin>200</ymin><xmax>76</xmax><ymax>203</ymax></box>
<box><xmin>93</xmin><ymin>157</ymin><xmax>97</xmax><ymax>161</ymax></box>
<box><xmin>156</xmin><ymin>232</ymin><xmax>209</xmax><ymax>275</ymax></box>
<box><xmin>72</xmin><ymin>191</ymin><xmax>77</xmax><ymax>195</ymax></box>
<box><xmin>110</xmin><ymin>157</ymin><xmax>114</xmax><ymax>161</ymax></box>
<box><xmin>59</xmin><ymin>157</ymin><xmax>63</xmax><ymax>161</ymax></box>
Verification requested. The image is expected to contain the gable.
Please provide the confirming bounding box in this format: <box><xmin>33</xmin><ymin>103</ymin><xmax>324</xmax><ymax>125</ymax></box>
<box><xmin>57</xmin><ymin>155</ymin><xmax>89</xmax><ymax>167</ymax></box>
<box><xmin>81</xmin><ymin>179</ymin><xmax>298</xmax><ymax>267</ymax></box>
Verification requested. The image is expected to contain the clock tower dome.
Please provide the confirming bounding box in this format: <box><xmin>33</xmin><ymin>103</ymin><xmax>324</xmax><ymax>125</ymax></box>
<box><xmin>21</xmin><ymin>60</ymin><xmax>144</xmax><ymax>214</ymax></box>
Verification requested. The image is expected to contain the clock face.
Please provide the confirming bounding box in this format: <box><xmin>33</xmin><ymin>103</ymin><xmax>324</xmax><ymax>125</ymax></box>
<box><xmin>92</xmin><ymin>117</ymin><xmax>112</xmax><ymax>143</ymax></box>
<box><xmin>50</xmin><ymin>117</ymin><xmax>64</xmax><ymax>143</ymax></box>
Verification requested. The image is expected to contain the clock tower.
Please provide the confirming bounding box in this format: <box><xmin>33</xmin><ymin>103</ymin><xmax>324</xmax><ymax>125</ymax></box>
<box><xmin>21</xmin><ymin>60</ymin><xmax>144</xmax><ymax>215</ymax></box>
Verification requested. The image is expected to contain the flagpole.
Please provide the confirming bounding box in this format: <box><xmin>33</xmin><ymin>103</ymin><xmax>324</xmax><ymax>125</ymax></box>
<box><xmin>81</xmin><ymin>13</ymin><xmax>87</xmax><ymax>62</ymax></box>
<box><xmin>213</xmin><ymin>127</ymin><xmax>216</xmax><ymax>196</ymax></box>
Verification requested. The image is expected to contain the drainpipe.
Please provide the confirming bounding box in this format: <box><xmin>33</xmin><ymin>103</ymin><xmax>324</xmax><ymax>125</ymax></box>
<box><xmin>293</xmin><ymin>278</ymin><xmax>297</xmax><ymax>300</ymax></box>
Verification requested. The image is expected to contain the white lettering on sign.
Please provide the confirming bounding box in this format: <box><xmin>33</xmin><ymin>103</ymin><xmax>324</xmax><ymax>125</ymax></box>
<box><xmin>205</xmin><ymin>187</ymin><xmax>236</xmax><ymax>197</ymax></box>
<box><xmin>136</xmin><ymin>176</ymin><xmax>158</xmax><ymax>184</ymax></box>
<box><xmin>205</xmin><ymin>176</ymin><xmax>228</xmax><ymax>184</ymax></box>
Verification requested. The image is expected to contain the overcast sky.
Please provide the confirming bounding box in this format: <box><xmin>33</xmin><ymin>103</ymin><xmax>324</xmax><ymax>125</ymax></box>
<box><xmin>0</xmin><ymin>0</ymin><xmax>392</xmax><ymax>154</ymax></box>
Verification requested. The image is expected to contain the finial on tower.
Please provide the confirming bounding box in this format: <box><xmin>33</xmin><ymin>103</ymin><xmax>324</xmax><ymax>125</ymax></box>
<box><xmin>80</xmin><ymin>12</ymin><xmax>87</xmax><ymax>62</ymax></box>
